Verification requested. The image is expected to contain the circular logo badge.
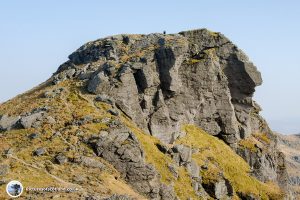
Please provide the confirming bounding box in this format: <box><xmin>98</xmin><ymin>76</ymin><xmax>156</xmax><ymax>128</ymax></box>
<box><xmin>6</xmin><ymin>180</ymin><xmax>23</xmax><ymax>198</ymax></box>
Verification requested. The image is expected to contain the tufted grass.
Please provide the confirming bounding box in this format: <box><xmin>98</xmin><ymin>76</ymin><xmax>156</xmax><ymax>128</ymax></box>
<box><xmin>174</xmin><ymin>167</ymin><xmax>199</xmax><ymax>200</ymax></box>
<box><xmin>121</xmin><ymin>116</ymin><xmax>174</xmax><ymax>183</ymax></box>
<box><xmin>253</xmin><ymin>132</ymin><xmax>271</xmax><ymax>144</ymax></box>
<box><xmin>177</xmin><ymin>124</ymin><xmax>284</xmax><ymax>200</ymax></box>
<box><xmin>238</xmin><ymin>137</ymin><xmax>260</xmax><ymax>153</ymax></box>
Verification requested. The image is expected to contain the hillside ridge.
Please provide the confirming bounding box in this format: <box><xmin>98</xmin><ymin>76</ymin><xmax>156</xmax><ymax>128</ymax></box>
<box><xmin>0</xmin><ymin>29</ymin><xmax>294</xmax><ymax>199</ymax></box>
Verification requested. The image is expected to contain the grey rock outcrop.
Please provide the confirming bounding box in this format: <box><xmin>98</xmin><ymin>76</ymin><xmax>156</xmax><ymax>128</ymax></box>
<box><xmin>202</xmin><ymin>178</ymin><xmax>233</xmax><ymax>199</ymax></box>
<box><xmin>91</xmin><ymin>126</ymin><xmax>176</xmax><ymax>199</ymax></box>
<box><xmin>237</xmin><ymin>131</ymin><xmax>289</xmax><ymax>189</ymax></box>
<box><xmin>44</xmin><ymin>88</ymin><xmax>65</xmax><ymax>98</ymax></box>
<box><xmin>51</xmin><ymin>29</ymin><xmax>291</xmax><ymax>198</ymax></box>
<box><xmin>21</xmin><ymin>108</ymin><xmax>50</xmax><ymax>128</ymax></box>
<box><xmin>0</xmin><ymin>115</ymin><xmax>20</xmax><ymax>131</ymax></box>
<box><xmin>0</xmin><ymin>107</ymin><xmax>51</xmax><ymax>131</ymax></box>
<box><xmin>55</xmin><ymin>154</ymin><xmax>68</xmax><ymax>164</ymax></box>
<box><xmin>20</xmin><ymin>112</ymin><xmax>45</xmax><ymax>129</ymax></box>
<box><xmin>74</xmin><ymin>156</ymin><xmax>105</xmax><ymax>170</ymax></box>
<box><xmin>277</xmin><ymin>133</ymin><xmax>300</xmax><ymax>198</ymax></box>
<box><xmin>55</xmin><ymin>29</ymin><xmax>263</xmax><ymax>146</ymax></box>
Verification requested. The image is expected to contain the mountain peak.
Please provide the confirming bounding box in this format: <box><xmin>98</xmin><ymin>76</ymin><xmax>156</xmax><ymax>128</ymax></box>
<box><xmin>0</xmin><ymin>29</ymin><xmax>294</xmax><ymax>199</ymax></box>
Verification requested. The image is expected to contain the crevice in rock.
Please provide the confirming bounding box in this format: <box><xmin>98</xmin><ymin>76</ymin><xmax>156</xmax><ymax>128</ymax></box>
<box><xmin>115</xmin><ymin>103</ymin><xmax>132</xmax><ymax>120</ymax></box>
<box><xmin>224</xmin><ymin>178</ymin><xmax>234</xmax><ymax>197</ymax></box>
<box><xmin>155</xmin><ymin>47</ymin><xmax>176</xmax><ymax>99</ymax></box>
<box><xmin>133</xmin><ymin>69</ymin><xmax>147</xmax><ymax>94</ymax></box>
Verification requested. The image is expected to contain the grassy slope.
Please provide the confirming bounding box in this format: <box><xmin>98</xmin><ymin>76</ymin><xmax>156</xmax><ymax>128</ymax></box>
<box><xmin>0</xmin><ymin>80</ymin><xmax>284</xmax><ymax>199</ymax></box>
<box><xmin>0</xmin><ymin>81</ymin><xmax>145</xmax><ymax>200</ymax></box>
<box><xmin>177</xmin><ymin>125</ymin><xmax>283</xmax><ymax>200</ymax></box>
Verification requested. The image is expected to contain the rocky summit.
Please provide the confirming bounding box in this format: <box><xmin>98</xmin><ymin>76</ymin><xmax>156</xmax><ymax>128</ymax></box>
<box><xmin>0</xmin><ymin>29</ymin><xmax>296</xmax><ymax>199</ymax></box>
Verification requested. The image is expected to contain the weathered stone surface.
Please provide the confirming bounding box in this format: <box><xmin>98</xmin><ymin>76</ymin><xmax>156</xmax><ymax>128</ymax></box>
<box><xmin>53</xmin><ymin>68</ymin><xmax>76</xmax><ymax>84</ymax></box>
<box><xmin>55</xmin><ymin>154</ymin><xmax>68</xmax><ymax>164</ymax></box>
<box><xmin>58</xmin><ymin>29</ymin><xmax>260</xmax><ymax>147</ymax></box>
<box><xmin>108</xmin><ymin>109</ymin><xmax>119</xmax><ymax>116</ymax></box>
<box><xmin>19</xmin><ymin>107</ymin><xmax>49</xmax><ymax>129</ymax></box>
<box><xmin>172</xmin><ymin>145</ymin><xmax>192</xmax><ymax>166</ymax></box>
<box><xmin>20</xmin><ymin>112</ymin><xmax>44</xmax><ymax>128</ymax></box>
<box><xmin>168</xmin><ymin>164</ymin><xmax>179</xmax><ymax>179</ymax></box>
<box><xmin>28</xmin><ymin>132</ymin><xmax>40</xmax><ymax>140</ymax></box>
<box><xmin>74</xmin><ymin>156</ymin><xmax>105</xmax><ymax>170</ymax></box>
<box><xmin>91</xmin><ymin>126</ymin><xmax>176</xmax><ymax>199</ymax></box>
<box><xmin>159</xmin><ymin>184</ymin><xmax>177</xmax><ymax>200</ymax></box>
<box><xmin>202</xmin><ymin>177</ymin><xmax>233</xmax><ymax>199</ymax></box>
<box><xmin>34</xmin><ymin>147</ymin><xmax>46</xmax><ymax>156</ymax></box>
<box><xmin>0</xmin><ymin>115</ymin><xmax>20</xmax><ymax>131</ymax></box>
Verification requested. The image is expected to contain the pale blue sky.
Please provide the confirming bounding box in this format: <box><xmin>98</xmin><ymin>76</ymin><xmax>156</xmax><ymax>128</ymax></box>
<box><xmin>0</xmin><ymin>1</ymin><xmax>299</xmax><ymax>134</ymax></box>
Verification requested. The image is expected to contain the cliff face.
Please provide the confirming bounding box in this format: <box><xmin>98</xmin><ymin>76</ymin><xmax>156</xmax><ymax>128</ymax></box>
<box><xmin>64</xmin><ymin>29</ymin><xmax>262</xmax><ymax>145</ymax></box>
<box><xmin>0</xmin><ymin>29</ymin><xmax>293</xmax><ymax>199</ymax></box>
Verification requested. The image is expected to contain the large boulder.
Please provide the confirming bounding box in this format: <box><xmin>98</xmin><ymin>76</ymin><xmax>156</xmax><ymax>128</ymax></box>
<box><xmin>0</xmin><ymin>115</ymin><xmax>20</xmax><ymax>131</ymax></box>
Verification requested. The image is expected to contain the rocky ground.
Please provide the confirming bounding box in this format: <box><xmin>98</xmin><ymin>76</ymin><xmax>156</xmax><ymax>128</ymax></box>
<box><xmin>0</xmin><ymin>29</ymin><xmax>296</xmax><ymax>199</ymax></box>
<box><xmin>277</xmin><ymin>133</ymin><xmax>300</xmax><ymax>198</ymax></box>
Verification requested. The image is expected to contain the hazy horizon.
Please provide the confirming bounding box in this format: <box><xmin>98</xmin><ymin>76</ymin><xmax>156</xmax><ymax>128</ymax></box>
<box><xmin>0</xmin><ymin>1</ymin><xmax>299</xmax><ymax>134</ymax></box>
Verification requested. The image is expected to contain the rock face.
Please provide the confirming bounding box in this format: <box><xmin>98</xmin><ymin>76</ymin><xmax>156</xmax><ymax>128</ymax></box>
<box><xmin>52</xmin><ymin>29</ymin><xmax>288</xmax><ymax>191</ymax></box>
<box><xmin>91</xmin><ymin>126</ymin><xmax>176</xmax><ymax>199</ymax></box>
<box><xmin>236</xmin><ymin>123</ymin><xmax>291</xmax><ymax>192</ymax></box>
<box><xmin>61</xmin><ymin>29</ymin><xmax>263</xmax><ymax>146</ymax></box>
